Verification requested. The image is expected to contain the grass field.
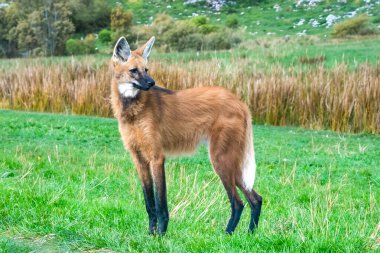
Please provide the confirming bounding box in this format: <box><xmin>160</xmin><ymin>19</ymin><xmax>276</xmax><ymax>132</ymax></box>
<box><xmin>1</xmin><ymin>39</ymin><xmax>379</xmax><ymax>133</ymax></box>
<box><xmin>2</xmin><ymin>37</ymin><xmax>379</xmax><ymax>71</ymax></box>
<box><xmin>0</xmin><ymin>110</ymin><xmax>379</xmax><ymax>252</ymax></box>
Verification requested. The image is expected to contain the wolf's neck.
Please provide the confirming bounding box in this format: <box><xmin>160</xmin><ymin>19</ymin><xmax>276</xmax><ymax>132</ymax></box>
<box><xmin>117</xmin><ymin>87</ymin><xmax>145</xmax><ymax>123</ymax></box>
<box><xmin>118</xmin><ymin>83</ymin><xmax>140</xmax><ymax>98</ymax></box>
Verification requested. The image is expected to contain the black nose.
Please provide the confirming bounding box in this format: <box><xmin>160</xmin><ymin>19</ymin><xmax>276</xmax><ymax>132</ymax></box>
<box><xmin>147</xmin><ymin>80</ymin><xmax>155</xmax><ymax>86</ymax></box>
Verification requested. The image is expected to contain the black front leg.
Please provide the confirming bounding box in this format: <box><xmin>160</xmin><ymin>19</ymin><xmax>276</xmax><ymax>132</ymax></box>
<box><xmin>131</xmin><ymin>150</ymin><xmax>157</xmax><ymax>234</ymax></box>
<box><xmin>142</xmin><ymin>182</ymin><xmax>157</xmax><ymax>234</ymax></box>
<box><xmin>151</xmin><ymin>158</ymin><xmax>169</xmax><ymax>235</ymax></box>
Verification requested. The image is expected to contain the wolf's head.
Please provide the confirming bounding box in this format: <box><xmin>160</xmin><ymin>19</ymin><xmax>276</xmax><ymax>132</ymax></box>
<box><xmin>112</xmin><ymin>37</ymin><xmax>156</xmax><ymax>98</ymax></box>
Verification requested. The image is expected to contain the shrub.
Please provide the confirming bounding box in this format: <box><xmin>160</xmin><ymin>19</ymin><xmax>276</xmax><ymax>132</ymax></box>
<box><xmin>65</xmin><ymin>38</ymin><xmax>80</xmax><ymax>55</ymax></box>
<box><xmin>205</xmin><ymin>32</ymin><xmax>232</xmax><ymax>50</ymax></box>
<box><xmin>152</xmin><ymin>13</ymin><xmax>175</xmax><ymax>35</ymax></box>
<box><xmin>110</xmin><ymin>5</ymin><xmax>134</xmax><ymax>44</ymax></box>
<box><xmin>226</xmin><ymin>15</ymin><xmax>239</xmax><ymax>28</ymax></box>
<box><xmin>189</xmin><ymin>16</ymin><xmax>219</xmax><ymax>34</ymax></box>
<box><xmin>331</xmin><ymin>14</ymin><xmax>375</xmax><ymax>38</ymax></box>
<box><xmin>191</xmin><ymin>16</ymin><xmax>208</xmax><ymax>27</ymax></box>
<box><xmin>134</xmin><ymin>13</ymin><xmax>174</xmax><ymax>48</ymax></box>
<box><xmin>178</xmin><ymin>33</ymin><xmax>204</xmax><ymax>51</ymax></box>
<box><xmin>199</xmin><ymin>23</ymin><xmax>220</xmax><ymax>34</ymax></box>
<box><xmin>99</xmin><ymin>29</ymin><xmax>112</xmax><ymax>44</ymax></box>
<box><xmin>83</xmin><ymin>34</ymin><xmax>96</xmax><ymax>54</ymax></box>
<box><xmin>230</xmin><ymin>33</ymin><xmax>242</xmax><ymax>47</ymax></box>
<box><xmin>111</xmin><ymin>5</ymin><xmax>133</xmax><ymax>31</ymax></box>
<box><xmin>131</xmin><ymin>26</ymin><xmax>154</xmax><ymax>47</ymax></box>
<box><xmin>31</xmin><ymin>47</ymin><xmax>44</xmax><ymax>57</ymax></box>
<box><xmin>65</xmin><ymin>34</ymin><xmax>96</xmax><ymax>55</ymax></box>
<box><xmin>162</xmin><ymin>20</ymin><xmax>197</xmax><ymax>51</ymax></box>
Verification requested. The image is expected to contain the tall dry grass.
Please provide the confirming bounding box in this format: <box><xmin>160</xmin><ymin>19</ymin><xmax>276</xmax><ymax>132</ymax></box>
<box><xmin>0</xmin><ymin>57</ymin><xmax>379</xmax><ymax>133</ymax></box>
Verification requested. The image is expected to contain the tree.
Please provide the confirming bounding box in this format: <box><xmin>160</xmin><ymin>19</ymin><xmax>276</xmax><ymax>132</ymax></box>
<box><xmin>30</xmin><ymin>1</ymin><xmax>75</xmax><ymax>55</ymax></box>
<box><xmin>0</xmin><ymin>0</ymin><xmax>75</xmax><ymax>57</ymax></box>
<box><xmin>110</xmin><ymin>4</ymin><xmax>133</xmax><ymax>31</ymax></box>
<box><xmin>110</xmin><ymin>4</ymin><xmax>133</xmax><ymax>41</ymax></box>
<box><xmin>14</xmin><ymin>19</ymin><xmax>38</xmax><ymax>55</ymax></box>
<box><xmin>46</xmin><ymin>2</ymin><xmax>75</xmax><ymax>55</ymax></box>
<box><xmin>1</xmin><ymin>2</ymin><xmax>25</xmax><ymax>57</ymax></box>
<box><xmin>0</xmin><ymin>8</ymin><xmax>9</xmax><ymax>56</ymax></box>
<box><xmin>69</xmin><ymin>0</ymin><xmax>111</xmax><ymax>33</ymax></box>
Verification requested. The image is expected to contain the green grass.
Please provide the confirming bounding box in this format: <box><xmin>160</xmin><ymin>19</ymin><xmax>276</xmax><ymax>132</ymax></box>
<box><xmin>1</xmin><ymin>37</ymin><xmax>379</xmax><ymax>72</ymax></box>
<box><xmin>0</xmin><ymin>110</ymin><xmax>379</xmax><ymax>252</ymax></box>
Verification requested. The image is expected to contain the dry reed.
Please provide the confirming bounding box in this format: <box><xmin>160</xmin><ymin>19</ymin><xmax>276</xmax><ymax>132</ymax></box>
<box><xmin>0</xmin><ymin>57</ymin><xmax>379</xmax><ymax>133</ymax></box>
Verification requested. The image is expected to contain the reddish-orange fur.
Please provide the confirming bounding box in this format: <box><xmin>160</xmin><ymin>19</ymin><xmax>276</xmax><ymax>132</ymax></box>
<box><xmin>110</xmin><ymin>37</ymin><xmax>262</xmax><ymax>235</ymax></box>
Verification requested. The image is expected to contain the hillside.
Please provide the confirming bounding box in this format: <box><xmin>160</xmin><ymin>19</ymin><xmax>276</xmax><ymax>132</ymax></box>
<box><xmin>110</xmin><ymin>0</ymin><xmax>380</xmax><ymax>37</ymax></box>
<box><xmin>1</xmin><ymin>0</ymin><xmax>379</xmax><ymax>58</ymax></box>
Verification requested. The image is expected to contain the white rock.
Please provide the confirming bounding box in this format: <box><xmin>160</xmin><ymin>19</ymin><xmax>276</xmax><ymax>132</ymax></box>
<box><xmin>326</xmin><ymin>14</ymin><xmax>340</xmax><ymax>28</ymax></box>
<box><xmin>296</xmin><ymin>19</ymin><xmax>305</xmax><ymax>26</ymax></box>
<box><xmin>273</xmin><ymin>4</ymin><xmax>281</xmax><ymax>12</ymax></box>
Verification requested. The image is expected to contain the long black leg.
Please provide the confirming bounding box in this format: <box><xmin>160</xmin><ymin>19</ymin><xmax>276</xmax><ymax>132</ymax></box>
<box><xmin>151</xmin><ymin>158</ymin><xmax>169</xmax><ymax>235</ymax></box>
<box><xmin>248</xmin><ymin>190</ymin><xmax>262</xmax><ymax>232</ymax></box>
<box><xmin>142</xmin><ymin>180</ymin><xmax>157</xmax><ymax>234</ymax></box>
<box><xmin>238</xmin><ymin>186</ymin><xmax>262</xmax><ymax>233</ymax></box>
<box><xmin>131</xmin><ymin>150</ymin><xmax>157</xmax><ymax>234</ymax></box>
<box><xmin>221</xmin><ymin>180</ymin><xmax>244</xmax><ymax>234</ymax></box>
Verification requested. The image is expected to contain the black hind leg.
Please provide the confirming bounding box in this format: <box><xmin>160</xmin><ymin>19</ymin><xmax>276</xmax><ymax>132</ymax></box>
<box><xmin>220</xmin><ymin>178</ymin><xmax>244</xmax><ymax>234</ymax></box>
<box><xmin>239</xmin><ymin>186</ymin><xmax>262</xmax><ymax>233</ymax></box>
<box><xmin>209</xmin><ymin>131</ymin><xmax>246</xmax><ymax>234</ymax></box>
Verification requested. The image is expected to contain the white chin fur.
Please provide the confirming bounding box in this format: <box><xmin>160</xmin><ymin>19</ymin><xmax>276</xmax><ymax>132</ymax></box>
<box><xmin>118</xmin><ymin>83</ymin><xmax>139</xmax><ymax>98</ymax></box>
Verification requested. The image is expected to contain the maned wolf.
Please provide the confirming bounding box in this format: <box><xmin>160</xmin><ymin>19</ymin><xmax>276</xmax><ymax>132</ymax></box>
<box><xmin>110</xmin><ymin>36</ymin><xmax>262</xmax><ymax>235</ymax></box>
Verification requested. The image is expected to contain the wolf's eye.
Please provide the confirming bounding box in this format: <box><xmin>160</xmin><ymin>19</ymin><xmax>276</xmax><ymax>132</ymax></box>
<box><xmin>129</xmin><ymin>68</ymin><xmax>138</xmax><ymax>74</ymax></box>
<box><xmin>145</xmin><ymin>68</ymin><xmax>149</xmax><ymax>73</ymax></box>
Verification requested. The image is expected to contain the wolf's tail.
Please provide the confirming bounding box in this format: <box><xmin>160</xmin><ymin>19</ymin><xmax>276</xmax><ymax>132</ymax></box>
<box><xmin>241</xmin><ymin>114</ymin><xmax>256</xmax><ymax>191</ymax></box>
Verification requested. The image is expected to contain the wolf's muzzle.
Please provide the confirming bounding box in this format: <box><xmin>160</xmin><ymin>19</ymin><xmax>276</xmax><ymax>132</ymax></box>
<box><xmin>133</xmin><ymin>75</ymin><xmax>156</xmax><ymax>91</ymax></box>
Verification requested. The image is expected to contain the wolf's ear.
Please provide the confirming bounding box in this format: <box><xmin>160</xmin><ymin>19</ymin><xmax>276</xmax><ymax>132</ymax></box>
<box><xmin>143</xmin><ymin>37</ymin><xmax>155</xmax><ymax>60</ymax></box>
<box><xmin>136</xmin><ymin>37</ymin><xmax>155</xmax><ymax>61</ymax></box>
<box><xmin>113</xmin><ymin>37</ymin><xmax>131</xmax><ymax>64</ymax></box>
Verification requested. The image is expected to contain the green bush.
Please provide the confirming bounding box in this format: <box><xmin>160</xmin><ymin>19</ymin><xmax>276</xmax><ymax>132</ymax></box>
<box><xmin>178</xmin><ymin>33</ymin><xmax>204</xmax><ymax>51</ymax></box>
<box><xmin>226</xmin><ymin>15</ymin><xmax>239</xmax><ymax>28</ymax></box>
<box><xmin>65</xmin><ymin>38</ymin><xmax>80</xmax><ymax>55</ymax></box>
<box><xmin>152</xmin><ymin>13</ymin><xmax>175</xmax><ymax>35</ymax></box>
<box><xmin>331</xmin><ymin>14</ymin><xmax>375</xmax><ymax>38</ymax></box>
<box><xmin>99</xmin><ymin>29</ymin><xmax>112</xmax><ymax>44</ymax></box>
<box><xmin>199</xmin><ymin>23</ymin><xmax>220</xmax><ymax>34</ymax></box>
<box><xmin>132</xmin><ymin>14</ymin><xmax>174</xmax><ymax>48</ymax></box>
<box><xmin>205</xmin><ymin>32</ymin><xmax>232</xmax><ymax>50</ymax></box>
<box><xmin>162</xmin><ymin>20</ymin><xmax>197</xmax><ymax>51</ymax></box>
<box><xmin>65</xmin><ymin>34</ymin><xmax>96</xmax><ymax>55</ymax></box>
<box><xmin>191</xmin><ymin>16</ymin><xmax>208</xmax><ymax>27</ymax></box>
<box><xmin>83</xmin><ymin>34</ymin><xmax>96</xmax><ymax>54</ymax></box>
